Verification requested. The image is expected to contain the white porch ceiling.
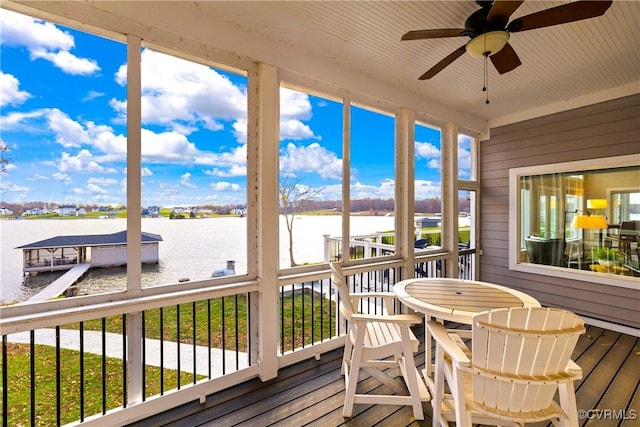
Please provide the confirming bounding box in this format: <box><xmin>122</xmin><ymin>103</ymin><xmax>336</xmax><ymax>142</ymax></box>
<box><xmin>6</xmin><ymin>0</ymin><xmax>639</xmax><ymax>131</ymax></box>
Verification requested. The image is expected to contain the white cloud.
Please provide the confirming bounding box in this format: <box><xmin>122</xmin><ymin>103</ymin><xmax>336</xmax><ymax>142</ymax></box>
<box><xmin>113</xmin><ymin>49</ymin><xmax>246</xmax><ymax>132</ymax></box>
<box><xmin>53</xmin><ymin>173</ymin><xmax>72</xmax><ymax>183</ymax></box>
<box><xmin>350</xmin><ymin>179</ymin><xmax>395</xmax><ymax>199</ymax></box>
<box><xmin>279</xmin><ymin>88</ymin><xmax>319</xmax><ymax>141</ymax></box>
<box><xmin>26</xmin><ymin>174</ymin><xmax>49</xmax><ymax>181</ymax></box>
<box><xmin>87</xmin><ymin>183</ymin><xmax>108</xmax><ymax>194</ymax></box>
<box><xmin>280</xmin><ymin>120</ymin><xmax>317</xmax><ymax>141</ymax></box>
<box><xmin>0</xmin><ymin>109</ymin><xmax>48</xmax><ymax>131</ymax></box>
<box><xmin>141</xmin><ymin>167</ymin><xmax>153</xmax><ymax>177</ymax></box>
<box><xmin>0</xmin><ymin>180</ymin><xmax>30</xmax><ymax>193</ymax></box>
<box><xmin>458</xmin><ymin>135</ymin><xmax>472</xmax><ymax>173</ymax></box>
<box><xmin>280</xmin><ymin>87</ymin><xmax>312</xmax><ymax>121</ymax></box>
<box><xmin>31</xmin><ymin>49</ymin><xmax>99</xmax><ymax>76</ymax></box>
<box><xmin>204</xmin><ymin>164</ymin><xmax>247</xmax><ymax>177</ymax></box>
<box><xmin>82</xmin><ymin>90</ymin><xmax>105</xmax><ymax>102</ymax></box>
<box><xmin>280</xmin><ymin>142</ymin><xmax>342</xmax><ymax>180</ymax></box>
<box><xmin>180</xmin><ymin>172</ymin><xmax>197</xmax><ymax>188</ymax></box>
<box><xmin>48</xmin><ymin>108</ymin><xmax>93</xmax><ymax>148</ymax></box>
<box><xmin>210</xmin><ymin>181</ymin><xmax>241</xmax><ymax>192</ymax></box>
<box><xmin>0</xmin><ymin>9</ymin><xmax>99</xmax><ymax>75</ymax></box>
<box><xmin>0</xmin><ymin>72</ymin><xmax>31</xmax><ymax>107</ymax></box>
<box><xmin>140</xmin><ymin>128</ymin><xmax>199</xmax><ymax>162</ymax></box>
<box><xmin>58</xmin><ymin>150</ymin><xmax>115</xmax><ymax>173</ymax></box>
<box><xmin>87</xmin><ymin>177</ymin><xmax>118</xmax><ymax>186</ymax></box>
<box><xmin>415</xmin><ymin>141</ymin><xmax>440</xmax><ymax>159</ymax></box>
<box><xmin>415</xmin><ymin>179</ymin><xmax>442</xmax><ymax>200</ymax></box>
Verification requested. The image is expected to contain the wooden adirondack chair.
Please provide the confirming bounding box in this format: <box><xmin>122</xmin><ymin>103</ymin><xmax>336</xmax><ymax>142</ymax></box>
<box><xmin>428</xmin><ymin>307</ymin><xmax>585</xmax><ymax>427</ymax></box>
<box><xmin>330</xmin><ymin>262</ymin><xmax>429</xmax><ymax>419</ymax></box>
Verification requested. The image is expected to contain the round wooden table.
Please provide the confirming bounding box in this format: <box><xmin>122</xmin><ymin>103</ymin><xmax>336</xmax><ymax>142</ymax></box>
<box><xmin>393</xmin><ymin>278</ymin><xmax>540</xmax><ymax>324</ymax></box>
<box><xmin>393</xmin><ymin>278</ymin><xmax>541</xmax><ymax>384</ymax></box>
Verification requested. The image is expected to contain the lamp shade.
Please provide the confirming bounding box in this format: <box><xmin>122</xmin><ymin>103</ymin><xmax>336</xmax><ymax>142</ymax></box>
<box><xmin>571</xmin><ymin>214</ymin><xmax>607</xmax><ymax>229</ymax></box>
<box><xmin>587</xmin><ymin>199</ymin><xmax>608</xmax><ymax>209</ymax></box>
<box><xmin>465</xmin><ymin>31</ymin><xmax>510</xmax><ymax>58</ymax></box>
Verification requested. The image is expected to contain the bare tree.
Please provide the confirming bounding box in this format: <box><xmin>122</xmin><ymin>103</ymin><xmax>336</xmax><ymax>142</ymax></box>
<box><xmin>0</xmin><ymin>141</ymin><xmax>9</xmax><ymax>174</ymax></box>
<box><xmin>280</xmin><ymin>175</ymin><xmax>324</xmax><ymax>267</ymax></box>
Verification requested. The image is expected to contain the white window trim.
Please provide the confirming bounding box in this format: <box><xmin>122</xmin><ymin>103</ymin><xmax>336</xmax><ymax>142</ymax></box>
<box><xmin>508</xmin><ymin>154</ymin><xmax>640</xmax><ymax>290</ymax></box>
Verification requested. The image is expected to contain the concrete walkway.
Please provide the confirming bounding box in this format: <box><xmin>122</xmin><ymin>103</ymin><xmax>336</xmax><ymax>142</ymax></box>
<box><xmin>7</xmin><ymin>329</ymin><xmax>248</xmax><ymax>377</ymax></box>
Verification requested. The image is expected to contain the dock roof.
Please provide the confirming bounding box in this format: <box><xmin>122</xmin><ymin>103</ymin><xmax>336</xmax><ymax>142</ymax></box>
<box><xmin>16</xmin><ymin>231</ymin><xmax>163</xmax><ymax>249</ymax></box>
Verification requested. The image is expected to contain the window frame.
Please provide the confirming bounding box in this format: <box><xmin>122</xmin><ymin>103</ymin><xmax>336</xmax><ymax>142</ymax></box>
<box><xmin>508</xmin><ymin>154</ymin><xmax>639</xmax><ymax>290</ymax></box>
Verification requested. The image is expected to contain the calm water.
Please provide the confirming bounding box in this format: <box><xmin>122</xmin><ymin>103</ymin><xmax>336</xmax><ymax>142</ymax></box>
<box><xmin>0</xmin><ymin>215</ymin><xmax>395</xmax><ymax>304</ymax></box>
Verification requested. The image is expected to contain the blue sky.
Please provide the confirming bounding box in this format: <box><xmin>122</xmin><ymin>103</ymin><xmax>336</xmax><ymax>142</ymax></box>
<box><xmin>0</xmin><ymin>9</ymin><xmax>469</xmax><ymax>208</ymax></box>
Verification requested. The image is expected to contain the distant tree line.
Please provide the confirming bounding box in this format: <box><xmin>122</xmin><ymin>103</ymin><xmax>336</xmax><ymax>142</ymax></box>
<box><xmin>0</xmin><ymin>198</ymin><xmax>475</xmax><ymax>216</ymax></box>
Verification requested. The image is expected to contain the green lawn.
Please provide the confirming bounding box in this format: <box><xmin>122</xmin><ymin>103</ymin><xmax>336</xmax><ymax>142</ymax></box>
<box><xmin>2</xmin><ymin>342</ymin><xmax>193</xmax><ymax>426</ymax></box>
<box><xmin>1</xmin><ymin>294</ymin><xmax>335</xmax><ymax>425</ymax></box>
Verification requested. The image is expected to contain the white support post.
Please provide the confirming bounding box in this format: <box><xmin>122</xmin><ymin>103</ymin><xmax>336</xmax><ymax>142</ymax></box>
<box><xmin>255</xmin><ymin>63</ymin><xmax>280</xmax><ymax>381</ymax></box>
<box><xmin>125</xmin><ymin>34</ymin><xmax>143</xmax><ymax>405</ymax></box>
<box><xmin>442</xmin><ymin>122</ymin><xmax>459</xmax><ymax>277</ymax></box>
<box><xmin>396</xmin><ymin>108</ymin><xmax>415</xmax><ymax>280</ymax></box>
<box><xmin>342</xmin><ymin>101</ymin><xmax>351</xmax><ymax>263</ymax></box>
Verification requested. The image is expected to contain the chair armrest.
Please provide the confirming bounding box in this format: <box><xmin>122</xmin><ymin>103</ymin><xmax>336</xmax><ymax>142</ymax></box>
<box><xmin>566</xmin><ymin>359</ymin><xmax>583</xmax><ymax>379</ymax></box>
<box><xmin>427</xmin><ymin>320</ymin><xmax>471</xmax><ymax>366</ymax></box>
<box><xmin>350</xmin><ymin>292</ymin><xmax>397</xmax><ymax>299</ymax></box>
<box><xmin>350</xmin><ymin>292</ymin><xmax>398</xmax><ymax>314</ymax></box>
<box><xmin>351</xmin><ymin>313</ymin><xmax>422</xmax><ymax>326</ymax></box>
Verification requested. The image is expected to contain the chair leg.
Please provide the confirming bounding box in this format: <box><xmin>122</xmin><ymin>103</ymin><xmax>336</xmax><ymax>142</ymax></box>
<box><xmin>432</xmin><ymin>345</ymin><xmax>445</xmax><ymax>427</ymax></box>
<box><xmin>400</xmin><ymin>327</ymin><xmax>425</xmax><ymax>420</ymax></box>
<box><xmin>558</xmin><ymin>382</ymin><xmax>578</xmax><ymax>427</ymax></box>
<box><xmin>452</xmin><ymin>368</ymin><xmax>471</xmax><ymax>427</ymax></box>
<box><xmin>343</xmin><ymin>331</ymin><xmax>365</xmax><ymax>418</ymax></box>
<box><xmin>342</xmin><ymin>332</ymin><xmax>353</xmax><ymax>375</ymax></box>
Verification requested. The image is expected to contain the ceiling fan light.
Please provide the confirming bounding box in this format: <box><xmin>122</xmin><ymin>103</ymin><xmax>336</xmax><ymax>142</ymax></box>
<box><xmin>466</xmin><ymin>31</ymin><xmax>510</xmax><ymax>58</ymax></box>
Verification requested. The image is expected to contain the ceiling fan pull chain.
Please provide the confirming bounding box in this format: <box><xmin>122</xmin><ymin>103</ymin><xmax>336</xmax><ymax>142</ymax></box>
<box><xmin>483</xmin><ymin>53</ymin><xmax>490</xmax><ymax>104</ymax></box>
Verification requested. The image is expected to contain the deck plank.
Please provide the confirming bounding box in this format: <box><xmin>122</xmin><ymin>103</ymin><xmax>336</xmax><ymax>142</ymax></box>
<box><xmin>127</xmin><ymin>323</ymin><xmax>639</xmax><ymax>427</ymax></box>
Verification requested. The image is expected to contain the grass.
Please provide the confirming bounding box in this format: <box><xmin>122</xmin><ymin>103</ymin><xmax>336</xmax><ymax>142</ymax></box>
<box><xmin>2</xmin><ymin>342</ymin><xmax>197</xmax><ymax>426</ymax></box>
<box><xmin>1</xmin><ymin>294</ymin><xmax>335</xmax><ymax>425</ymax></box>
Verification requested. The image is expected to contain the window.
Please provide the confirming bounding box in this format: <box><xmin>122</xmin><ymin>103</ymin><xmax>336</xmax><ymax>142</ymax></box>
<box><xmin>139</xmin><ymin>48</ymin><xmax>249</xmax><ymax>282</ymax></box>
<box><xmin>0</xmin><ymin>10</ymin><xmax>129</xmax><ymax>301</ymax></box>
<box><xmin>349</xmin><ymin>104</ymin><xmax>396</xmax><ymax>260</ymax></box>
<box><xmin>414</xmin><ymin>121</ymin><xmax>442</xmax><ymax>251</ymax></box>
<box><xmin>509</xmin><ymin>155</ymin><xmax>639</xmax><ymax>288</ymax></box>
<box><xmin>278</xmin><ymin>86</ymin><xmax>343</xmax><ymax>268</ymax></box>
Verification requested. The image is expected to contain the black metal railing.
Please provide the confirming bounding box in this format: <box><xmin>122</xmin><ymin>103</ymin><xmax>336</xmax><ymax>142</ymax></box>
<box><xmin>1</xmin><ymin>291</ymin><xmax>252</xmax><ymax>426</ymax></box>
<box><xmin>2</xmin><ymin>256</ymin><xmax>464</xmax><ymax>426</ymax></box>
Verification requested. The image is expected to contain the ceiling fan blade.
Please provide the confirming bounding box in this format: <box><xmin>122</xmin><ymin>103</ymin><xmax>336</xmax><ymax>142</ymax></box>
<box><xmin>419</xmin><ymin>46</ymin><xmax>466</xmax><ymax>80</ymax></box>
<box><xmin>401</xmin><ymin>29</ymin><xmax>467</xmax><ymax>41</ymax></box>
<box><xmin>507</xmin><ymin>0</ymin><xmax>612</xmax><ymax>33</ymax></box>
<box><xmin>490</xmin><ymin>43</ymin><xmax>521</xmax><ymax>74</ymax></box>
<box><xmin>487</xmin><ymin>1</ymin><xmax>524</xmax><ymax>23</ymax></box>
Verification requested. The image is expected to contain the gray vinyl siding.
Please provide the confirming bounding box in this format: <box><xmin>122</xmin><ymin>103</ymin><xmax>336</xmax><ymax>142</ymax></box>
<box><xmin>479</xmin><ymin>94</ymin><xmax>640</xmax><ymax>329</ymax></box>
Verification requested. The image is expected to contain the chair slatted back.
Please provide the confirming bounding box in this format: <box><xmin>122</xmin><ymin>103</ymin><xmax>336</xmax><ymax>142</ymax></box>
<box><xmin>471</xmin><ymin>307</ymin><xmax>584</xmax><ymax>413</ymax></box>
<box><xmin>330</xmin><ymin>262</ymin><xmax>356</xmax><ymax>319</ymax></box>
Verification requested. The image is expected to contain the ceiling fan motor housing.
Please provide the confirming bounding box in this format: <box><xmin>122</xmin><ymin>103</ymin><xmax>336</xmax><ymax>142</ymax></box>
<box><xmin>465</xmin><ymin>4</ymin><xmax>509</xmax><ymax>38</ymax></box>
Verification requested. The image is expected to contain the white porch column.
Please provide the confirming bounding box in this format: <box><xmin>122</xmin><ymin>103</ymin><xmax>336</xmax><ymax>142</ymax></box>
<box><xmin>442</xmin><ymin>122</ymin><xmax>459</xmax><ymax>277</ymax></box>
<box><xmin>253</xmin><ymin>63</ymin><xmax>280</xmax><ymax>381</ymax></box>
<box><xmin>125</xmin><ymin>34</ymin><xmax>143</xmax><ymax>405</ymax></box>
<box><xmin>396</xmin><ymin>108</ymin><xmax>415</xmax><ymax>279</ymax></box>
<box><xmin>341</xmin><ymin>101</ymin><xmax>351</xmax><ymax>262</ymax></box>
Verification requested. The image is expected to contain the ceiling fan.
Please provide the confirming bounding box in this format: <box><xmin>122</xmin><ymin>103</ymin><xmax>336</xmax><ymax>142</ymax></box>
<box><xmin>402</xmin><ymin>0</ymin><xmax>613</xmax><ymax>80</ymax></box>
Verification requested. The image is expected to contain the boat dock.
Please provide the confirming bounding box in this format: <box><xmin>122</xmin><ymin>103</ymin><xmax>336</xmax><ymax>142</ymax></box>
<box><xmin>26</xmin><ymin>263</ymin><xmax>91</xmax><ymax>302</ymax></box>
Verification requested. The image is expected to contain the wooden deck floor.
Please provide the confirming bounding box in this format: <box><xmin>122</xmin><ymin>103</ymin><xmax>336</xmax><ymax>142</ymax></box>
<box><xmin>130</xmin><ymin>323</ymin><xmax>639</xmax><ymax>427</ymax></box>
